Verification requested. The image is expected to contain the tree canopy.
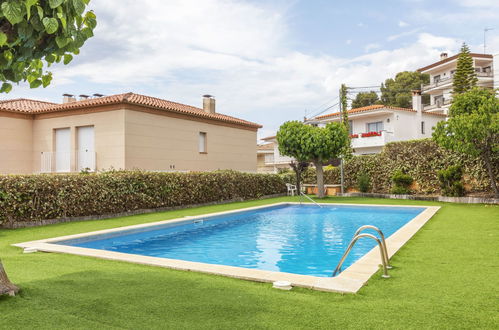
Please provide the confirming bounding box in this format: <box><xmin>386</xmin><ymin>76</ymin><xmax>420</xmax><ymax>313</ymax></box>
<box><xmin>380</xmin><ymin>71</ymin><xmax>429</xmax><ymax>108</ymax></box>
<box><xmin>351</xmin><ymin>91</ymin><xmax>380</xmax><ymax>108</ymax></box>
<box><xmin>277</xmin><ymin>121</ymin><xmax>349</xmax><ymax>198</ymax></box>
<box><xmin>0</xmin><ymin>0</ymin><xmax>96</xmax><ymax>92</ymax></box>
<box><xmin>452</xmin><ymin>43</ymin><xmax>477</xmax><ymax>95</ymax></box>
<box><xmin>432</xmin><ymin>87</ymin><xmax>499</xmax><ymax>196</ymax></box>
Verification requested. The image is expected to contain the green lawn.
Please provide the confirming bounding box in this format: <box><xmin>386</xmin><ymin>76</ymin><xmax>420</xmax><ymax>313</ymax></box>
<box><xmin>0</xmin><ymin>197</ymin><xmax>498</xmax><ymax>329</ymax></box>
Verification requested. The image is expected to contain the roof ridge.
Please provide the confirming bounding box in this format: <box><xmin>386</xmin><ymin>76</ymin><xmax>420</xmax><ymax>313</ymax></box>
<box><xmin>315</xmin><ymin>104</ymin><xmax>415</xmax><ymax>120</ymax></box>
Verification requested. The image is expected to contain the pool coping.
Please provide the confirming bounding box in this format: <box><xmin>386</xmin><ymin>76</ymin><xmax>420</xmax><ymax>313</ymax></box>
<box><xmin>13</xmin><ymin>202</ymin><xmax>440</xmax><ymax>293</ymax></box>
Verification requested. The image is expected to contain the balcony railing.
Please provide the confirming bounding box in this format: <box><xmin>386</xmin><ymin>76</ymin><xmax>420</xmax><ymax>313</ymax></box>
<box><xmin>422</xmin><ymin>72</ymin><xmax>493</xmax><ymax>91</ymax></box>
<box><xmin>423</xmin><ymin>98</ymin><xmax>451</xmax><ymax>111</ymax></box>
<box><xmin>40</xmin><ymin>150</ymin><xmax>96</xmax><ymax>173</ymax></box>
<box><xmin>350</xmin><ymin>131</ymin><xmax>394</xmax><ymax>149</ymax></box>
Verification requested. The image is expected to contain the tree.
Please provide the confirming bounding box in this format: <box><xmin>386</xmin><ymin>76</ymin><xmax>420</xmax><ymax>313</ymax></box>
<box><xmin>0</xmin><ymin>0</ymin><xmax>96</xmax><ymax>93</ymax></box>
<box><xmin>452</xmin><ymin>43</ymin><xmax>478</xmax><ymax>95</ymax></box>
<box><xmin>277</xmin><ymin>121</ymin><xmax>349</xmax><ymax>198</ymax></box>
<box><xmin>0</xmin><ymin>0</ymin><xmax>96</xmax><ymax>296</ymax></box>
<box><xmin>289</xmin><ymin>161</ymin><xmax>309</xmax><ymax>196</ymax></box>
<box><xmin>433</xmin><ymin>88</ymin><xmax>499</xmax><ymax>197</ymax></box>
<box><xmin>351</xmin><ymin>91</ymin><xmax>380</xmax><ymax>108</ymax></box>
<box><xmin>380</xmin><ymin>71</ymin><xmax>429</xmax><ymax>108</ymax></box>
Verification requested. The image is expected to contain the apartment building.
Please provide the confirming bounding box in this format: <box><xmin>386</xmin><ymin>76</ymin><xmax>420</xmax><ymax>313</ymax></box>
<box><xmin>417</xmin><ymin>52</ymin><xmax>495</xmax><ymax>114</ymax></box>
<box><xmin>308</xmin><ymin>91</ymin><xmax>446</xmax><ymax>155</ymax></box>
<box><xmin>0</xmin><ymin>93</ymin><xmax>260</xmax><ymax>174</ymax></box>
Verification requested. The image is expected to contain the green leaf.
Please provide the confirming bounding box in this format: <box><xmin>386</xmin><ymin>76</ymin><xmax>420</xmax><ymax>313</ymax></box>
<box><xmin>29</xmin><ymin>79</ymin><xmax>42</xmax><ymax>89</ymax></box>
<box><xmin>42</xmin><ymin>17</ymin><xmax>59</xmax><ymax>34</ymax></box>
<box><xmin>63</xmin><ymin>54</ymin><xmax>73</xmax><ymax>65</ymax></box>
<box><xmin>25</xmin><ymin>0</ymin><xmax>38</xmax><ymax>19</ymax></box>
<box><xmin>0</xmin><ymin>32</ymin><xmax>7</xmax><ymax>46</ymax></box>
<box><xmin>49</xmin><ymin>0</ymin><xmax>63</xmax><ymax>9</ymax></box>
<box><xmin>55</xmin><ymin>35</ymin><xmax>70</xmax><ymax>48</ymax></box>
<box><xmin>41</xmin><ymin>73</ymin><xmax>52</xmax><ymax>87</ymax></box>
<box><xmin>1</xmin><ymin>1</ymin><xmax>24</xmax><ymax>25</ymax></box>
<box><xmin>36</xmin><ymin>5</ymin><xmax>43</xmax><ymax>20</ymax></box>
<box><xmin>0</xmin><ymin>82</ymin><xmax>12</xmax><ymax>93</ymax></box>
<box><xmin>72</xmin><ymin>0</ymin><xmax>85</xmax><ymax>15</ymax></box>
<box><xmin>45</xmin><ymin>54</ymin><xmax>56</xmax><ymax>63</ymax></box>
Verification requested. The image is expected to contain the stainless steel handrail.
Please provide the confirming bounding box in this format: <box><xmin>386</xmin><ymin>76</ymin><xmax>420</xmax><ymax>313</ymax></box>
<box><xmin>299</xmin><ymin>191</ymin><xmax>322</xmax><ymax>208</ymax></box>
<box><xmin>332</xmin><ymin>233</ymin><xmax>390</xmax><ymax>278</ymax></box>
<box><xmin>353</xmin><ymin>225</ymin><xmax>392</xmax><ymax>269</ymax></box>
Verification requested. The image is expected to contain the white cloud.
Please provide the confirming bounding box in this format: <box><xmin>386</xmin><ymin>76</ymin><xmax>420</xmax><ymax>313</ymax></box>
<box><xmin>398</xmin><ymin>20</ymin><xmax>409</xmax><ymax>27</ymax></box>
<box><xmin>364</xmin><ymin>43</ymin><xmax>381</xmax><ymax>53</ymax></box>
<box><xmin>387</xmin><ymin>28</ymin><xmax>423</xmax><ymax>41</ymax></box>
<box><xmin>346</xmin><ymin>39</ymin><xmax>352</xmax><ymax>45</ymax></box>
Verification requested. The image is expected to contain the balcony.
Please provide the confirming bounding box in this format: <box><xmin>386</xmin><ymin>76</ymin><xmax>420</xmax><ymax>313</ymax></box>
<box><xmin>423</xmin><ymin>98</ymin><xmax>451</xmax><ymax>112</ymax></box>
<box><xmin>350</xmin><ymin>131</ymin><xmax>394</xmax><ymax>149</ymax></box>
<box><xmin>41</xmin><ymin>150</ymin><xmax>96</xmax><ymax>173</ymax></box>
<box><xmin>422</xmin><ymin>72</ymin><xmax>493</xmax><ymax>92</ymax></box>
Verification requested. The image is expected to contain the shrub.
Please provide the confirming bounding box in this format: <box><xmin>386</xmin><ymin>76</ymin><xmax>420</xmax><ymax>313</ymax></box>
<box><xmin>391</xmin><ymin>170</ymin><xmax>413</xmax><ymax>195</ymax></box>
<box><xmin>357</xmin><ymin>173</ymin><xmax>370</xmax><ymax>192</ymax></box>
<box><xmin>438</xmin><ymin>166</ymin><xmax>465</xmax><ymax>197</ymax></box>
<box><xmin>0</xmin><ymin>170</ymin><xmax>286</xmax><ymax>227</ymax></box>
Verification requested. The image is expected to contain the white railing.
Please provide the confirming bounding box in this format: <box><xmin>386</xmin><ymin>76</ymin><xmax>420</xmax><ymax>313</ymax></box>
<box><xmin>40</xmin><ymin>150</ymin><xmax>96</xmax><ymax>173</ymax></box>
<box><xmin>351</xmin><ymin>131</ymin><xmax>394</xmax><ymax>149</ymax></box>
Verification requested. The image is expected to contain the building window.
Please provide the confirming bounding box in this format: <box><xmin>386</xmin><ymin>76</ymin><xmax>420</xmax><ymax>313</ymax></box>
<box><xmin>433</xmin><ymin>75</ymin><xmax>440</xmax><ymax>83</ymax></box>
<box><xmin>199</xmin><ymin>132</ymin><xmax>207</xmax><ymax>153</ymax></box>
<box><xmin>366</xmin><ymin>121</ymin><xmax>383</xmax><ymax>132</ymax></box>
<box><xmin>450</xmin><ymin>70</ymin><xmax>456</xmax><ymax>77</ymax></box>
<box><xmin>421</xmin><ymin>121</ymin><xmax>425</xmax><ymax>135</ymax></box>
<box><xmin>348</xmin><ymin>120</ymin><xmax>353</xmax><ymax>134</ymax></box>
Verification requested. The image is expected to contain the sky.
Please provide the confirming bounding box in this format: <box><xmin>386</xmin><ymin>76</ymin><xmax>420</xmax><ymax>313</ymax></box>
<box><xmin>3</xmin><ymin>0</ymin><xmax>499</xmax><ymax>139</ymax></box>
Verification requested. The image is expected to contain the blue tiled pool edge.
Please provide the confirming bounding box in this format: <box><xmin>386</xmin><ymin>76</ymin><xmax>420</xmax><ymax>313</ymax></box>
<box><xmin>13</xmin><ymin>202</ymin><xmax>440</xmax><ymax>293</ymax></box>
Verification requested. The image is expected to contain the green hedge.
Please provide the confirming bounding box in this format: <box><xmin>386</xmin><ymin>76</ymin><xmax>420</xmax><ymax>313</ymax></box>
<box><xmin>287</xmin><ymin>139</ymin><xmax>498</xmax><ymax>195</ymax></box>
<box><xmin>0</xmin><ymin>170</ymin><xmax>286</xmax><ymax>226</ymax></box>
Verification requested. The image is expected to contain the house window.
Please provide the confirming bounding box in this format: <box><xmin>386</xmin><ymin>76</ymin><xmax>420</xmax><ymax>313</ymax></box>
<box><xmin>199</xmin><ymin>132</ymin><xmax>207</xmax><ymax>153</ymax></box>
<box><xmin>475</xmin><ymin>67</ymin><xmax>481</xmax><ymax>73</ymax></box>
<box><xmin>483</xmin><ymin>66</ymin><xmax>491</xmax><ymax>73</ymax></box>
<box><xmin>421</xmin><ymin>121</ymin><xmax>425</xmax><ymax>135</ymax></box>
<box><xmin>366</xmin><ymin>121</ymin><xmax>383</xmax><ymax>132</ymax></box>
<box><xmin>433</xmin><ymin>75</ymin><xmax>440</xmax><ymax>83</ymax></box>
<box><xmin>348</xmin><ymin>120</ymin><xmax>353</xmax><ymax>134</ymax></box>
<box><xmin>450</xmin><ymin>70</ymin><xmax>456</xmax><ymax>77</ymax></box>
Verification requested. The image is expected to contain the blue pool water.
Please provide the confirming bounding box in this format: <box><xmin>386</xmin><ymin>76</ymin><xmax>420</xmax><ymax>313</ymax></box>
<box><xmin>57</xmin><ymin>204</ymin><xmax>425</xmax><ymax>277</ymax></box>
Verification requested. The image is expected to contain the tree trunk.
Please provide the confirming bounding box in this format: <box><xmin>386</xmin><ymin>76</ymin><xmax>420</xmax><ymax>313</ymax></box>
<box><xmin>0</xmin><ymin>259</ymin><xmax>18</xmax><ymax>296</ymax></box>
<box><xmin>315</xmin><ymin>161</ymin><xmax>325</xmax><ymax>198</ymax></box>
<box><xmin>483</xmin><ymin>149</ymin><xmax>499</xmax><ymax>197</ymax></box>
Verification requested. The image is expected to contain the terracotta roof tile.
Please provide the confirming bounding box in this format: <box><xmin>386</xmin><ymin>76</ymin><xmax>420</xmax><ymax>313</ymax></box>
<box><xmin>257</xmin><ymin>143</ymin><xmax>274</xmax><ymax>150</ymax></box>
<box><xmin>0</xmin><ymin>93</ymin><xmax>261</xmax><ymax>129</ymax></box>
<box><xmin>0</xmin><ymin>98</ymin><xmax>56</xmax><ymax>112</ymax></box>
<box><xmin>315</xmin><ymin>104</ymin><xmax>416</xmax><ymax>120</ymax></box>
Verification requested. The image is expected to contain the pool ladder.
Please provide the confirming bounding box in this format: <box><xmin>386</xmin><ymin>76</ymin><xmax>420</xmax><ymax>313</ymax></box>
<box><xmin>332</xmin><ymin>225</ymin><xmax>392</xmax><ymax>278</ymax></box>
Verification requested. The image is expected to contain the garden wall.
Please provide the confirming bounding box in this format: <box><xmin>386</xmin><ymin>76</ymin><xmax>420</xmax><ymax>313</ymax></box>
<box><xmin>0</xmin><ymin>170</ymin><xmax>286</xmax><ymax>228</ymax></box>
<box><xmin>294</xmin><ymin>139</ymin><xmax>497</xmax><ymax>195</ymax></box>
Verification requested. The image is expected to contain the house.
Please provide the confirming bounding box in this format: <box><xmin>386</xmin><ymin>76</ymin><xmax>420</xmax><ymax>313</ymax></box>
<box><xmin>256</xmin><ymin>136</ymin><xmax>293</xmax><ymax>173</ymax></box>
<box><xmin>307</xmin><ymin>91</ymin><xmax>447</xmax><ymax>155</ymax></box>
<box><xmin>417</xmin><ymin>52</ymin><xmax>495</xmax><ymax>114</ymax></box>
<box><xmin>0</xmin><ymin>93</ymin><xmax>261</xmax><ymax>174</ymax></box>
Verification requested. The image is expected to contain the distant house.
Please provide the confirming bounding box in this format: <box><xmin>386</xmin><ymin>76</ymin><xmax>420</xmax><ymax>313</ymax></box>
<box><xmin>0</xmin><ymin>93</ymin><xmax>261</xmax><ymax>174</ymax></box>
<box><xmin>307</xmin><ymin>91</ymin><xmax>447</xmax><ymax>155</ymax></box>
<box><xmin>417</xmin><ymin>52</ymin><xmax>495</xmax><ymax>115</ymax></box>
<box><xmin>256</xmin><ymin>136</ymin><xmax>293</xmax><ymax>173</ymax></box>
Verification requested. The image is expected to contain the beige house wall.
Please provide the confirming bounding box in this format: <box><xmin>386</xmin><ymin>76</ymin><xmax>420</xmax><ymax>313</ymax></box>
<box><xmin>124</xmin><ymin>109</ymin><xmax>257</xmax><ymax>172</ymax></box>
<box><xmin>0</xmin><ymin>114</ymin><xmax>33</xmax><ymax>174</ymax></box>
<box><xmin>32</xmin><ymin>109</ymin><xmax>126</xmax><ymax>173</ymax></box>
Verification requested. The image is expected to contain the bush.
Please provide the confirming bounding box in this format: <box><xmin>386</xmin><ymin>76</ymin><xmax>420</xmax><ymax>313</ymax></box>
<box><xmin>0</xmin><ymin>170</ymin><xmax>286</xmax><ymax>227</ymax></box>
<box><xmin>391</xmin><ymin>170</ymin><xmax>413</xmax><ymax>195</ymax></box>
<box><xmin>357</xmin><ymin>173</ymin><xmax>370</xmax><ymax>192</ymax></box>
<box><xmin>438</xmin><ymin>166</ymin><xmax>465</xmax><ymax>197</ymax></box>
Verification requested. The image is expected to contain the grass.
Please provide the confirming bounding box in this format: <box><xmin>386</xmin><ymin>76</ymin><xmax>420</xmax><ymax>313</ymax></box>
<box><xmin>0</xmin><ymin>196</ymin><xmax>498</xmax><ymax>329</ymax></box>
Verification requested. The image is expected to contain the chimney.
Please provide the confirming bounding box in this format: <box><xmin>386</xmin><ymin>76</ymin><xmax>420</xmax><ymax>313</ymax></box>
<box><xmin>62</xmin><ymin>93</ymin><xmax>76</xmax><ymax>103</ymax></box>
<box><xmin>412</xmin><ymin>90</ymin><xmax>422</xmax><ymax>114</ymax></box>
<box><xmin>79</xmin><ymin>94</ymin><xmax>89</xmax><ymax>101</ymax></box>
<box><xmin>440</xmin><ymin>52</ymin><xmax>448</xmax><ymax>60</ymax></box>
<box><xmin>203</xmin><ymin>95</ymin><xmax>215</xmax><ymax>114</ymax></box>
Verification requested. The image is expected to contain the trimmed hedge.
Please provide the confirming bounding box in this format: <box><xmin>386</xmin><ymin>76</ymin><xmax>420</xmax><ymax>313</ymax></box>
<box><xmin>0</xmin><ymin>170</ymin><xmax>286</xmax><ymax>226</ymax></box>
<box><xmin>286</xmin><ymin>139</ymin><xmax>498</xmax><ymax>195</ymax></box>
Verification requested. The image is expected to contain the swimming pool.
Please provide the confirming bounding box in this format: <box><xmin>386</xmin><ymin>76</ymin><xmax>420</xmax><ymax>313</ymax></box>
<box><xmin>14</xmin><ymin>202</ymin><xmax>439</xmax><ymax>293</ymax></box>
